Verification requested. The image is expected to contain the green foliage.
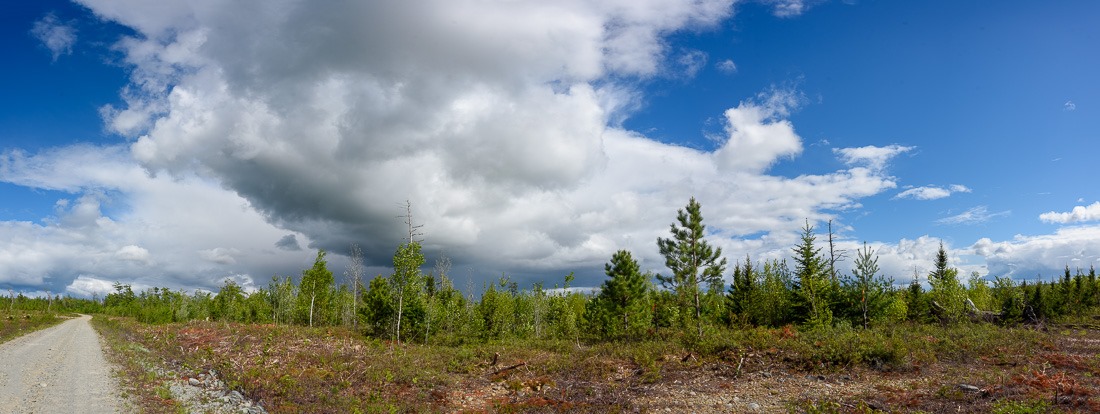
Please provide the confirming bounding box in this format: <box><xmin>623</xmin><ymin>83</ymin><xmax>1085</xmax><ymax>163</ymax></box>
<box><xmin>391</xmin><ymin>242</ymin><xmax>426</xmax><ymax>342</ymax></box>
<box><xmin>726</xmin><ymin>255</ymin><xmax>755</xmax><ymax>325</ymax></box>
<box><xmin>841</xmin><ymin>242</ymin><xmax>893</xmax><ymax>328</ymax></box>
<box><xmin>298</xmin><ymin>250</ymin><xmax>335</xmax><ymax>327</ymax></box>
<box><xmin>268</xmin><ymin>275</ymin><xmax>296</xmax><ymax>325</ymax></box>
<box><xmin>591</xmin><ymin>250</ymin><xmax>652</xmax><ymax>339</ymax></box>
<box><xmin>991</xmin><ymin>276</ymin><xmax>1023</xmax><ymax>324</ymax></box>
<box><xmin>656</xmin><ymin>197</ymin><xmax>727</xmax><ymax>336</ymax></box>
<box><xmin>212</xmin><ymin>279</ymin><xmax>246</xmax><ymax>322</ymax></box>
<box><xmin>905</xmin><ymin>276</ymin><xmax>930</xmax><ymax>323</ymax></box>
<box><xmin>967</xmin><ymin>271</ymin><xmax>993</xmax><ymax>311</ymax></box>
<box><xmin>361</xmin><ymin>276</ymin><xmax>394</xmax><ymax>337</ymax></box>
<box><xmin>792</xmin><ymin>221</ymin><xmax>835</xmax><ymax>329</ymax></box>
<box><xmin>928</xmin><ymin>243</ymin><xmax>966</xmax><ymax>322</ymax></box>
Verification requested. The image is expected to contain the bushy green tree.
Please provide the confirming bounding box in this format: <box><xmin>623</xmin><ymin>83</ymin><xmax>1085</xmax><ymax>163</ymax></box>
<box><xmin>298</xmin><ymin>250</ymin><xmax>335</xmax><ymax>327</ymax></box>
<box><xmin>792</xmin><ymin>221</ymin><xmax>833</xmax><ymax>328</ymax></box>
<box><xmin>212</xmin><ymin>279</ymin><xmax>246</xmax><ymax>322</ymax></box>
<box><xmin>755</xmin><ymin>259</ymin><xmax>796</xmax><ymax>327</ymax></box>
<box><xmin>590</xmin><ymin>250</ymin><xmax>652</xmax><ymax>339</ymax></box>
<box><xmin>927</xmin><ymin>243</ymin><xmax>965</xmax><ymax>322</ymax></box>
<box><xmin>967</xmin><ymin>272</ymin><xmax>993</xmax><ymax>312</ymax></box>
<box><xmin>391</xmin><ymin>242</ymin><xmax>426</xmax><ymax>342</ymax></box>
<box><xmin>656</xmin><ymin>197</ymin><xmax>727</xmax><ymax>336</ymax></box>
<box><xmin>267</xmin><ymin>275</ymin><xmax>296</xmax><ymax>325</ymax></box>
<box><xmin>361</xmin><ymin>275</ymin><xmax>395</xmax><ymax>337</ymax></box>
<box><xmin>843</xmin><ymin>242</ymin><xmax>893</xmax><ymax>328</ymax></box>
<box><xmin>726</xmin><ymin>256</ymin><xmax>756</xmax><ymax>325</ymax></box>
<box><xmin>991</xmin><ymin>276</ymin><xmax>1023</xmax><ymax>324</ymax></box>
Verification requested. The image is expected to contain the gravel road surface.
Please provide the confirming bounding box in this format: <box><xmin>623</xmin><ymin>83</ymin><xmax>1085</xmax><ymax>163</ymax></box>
<box><xmin>0</xmin><ymin>315</ymin><xmax>126</xmax><ymax>413</ymax></box>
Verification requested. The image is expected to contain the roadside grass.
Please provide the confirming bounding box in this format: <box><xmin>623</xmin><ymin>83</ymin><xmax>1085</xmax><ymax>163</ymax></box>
<box><xmin>92</xmin><ymin>316</ymin><xmax>1100</xmax><ymax>413</ymax></box>
<box><xmin>91</xmin><ymin>315</ymin><xmax>188</xmax><ymax>413</ymax></box>
<box><xmin>0</xmin><ymin>310</ymin><xmax>68</xmax><ymax>344</ymax></box>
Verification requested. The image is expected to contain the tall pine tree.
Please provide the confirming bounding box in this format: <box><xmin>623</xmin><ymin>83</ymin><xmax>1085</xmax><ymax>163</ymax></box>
<box><xmin>656</xmin><ymin>197</ymin><xmax>727</xmax><ymax>336</ymax></box>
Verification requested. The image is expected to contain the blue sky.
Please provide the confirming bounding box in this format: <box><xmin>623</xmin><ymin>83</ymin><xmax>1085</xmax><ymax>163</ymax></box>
<box><xmin>1</xmin><ymin>0</ymin><xmax>1098</xmax><ymax>297</ymax></box>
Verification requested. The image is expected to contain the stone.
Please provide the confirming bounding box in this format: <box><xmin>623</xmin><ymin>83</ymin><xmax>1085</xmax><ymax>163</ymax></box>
<box><xmin>228</xmin><ymin>390</ymin><xmax>245</xmax><ymax>403</ymax></box>
<box><xmin>189</xmin><ymin>378</ymin><xmax>201</xmax><ymax>387</ymax></box>
<box><xmin>748</xmin><ymin>402</ymin><xmax>761</xmax><ymax>410</ymax></box>
<box><xmin>958</xmin><ymin>384</ymin><xmax>980</xmax><ymax>393</ymax></box>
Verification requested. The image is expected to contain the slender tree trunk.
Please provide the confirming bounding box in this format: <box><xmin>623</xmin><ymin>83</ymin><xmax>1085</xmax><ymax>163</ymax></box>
<box><xmin>309</xmin><ymin>293</ymin><xmax>316</xmax><ymax>327</ymax></box>
<box><xmin>396</xmin><ymin>294</ymin><xmax>404</xmax><ymax>343</ymax></box>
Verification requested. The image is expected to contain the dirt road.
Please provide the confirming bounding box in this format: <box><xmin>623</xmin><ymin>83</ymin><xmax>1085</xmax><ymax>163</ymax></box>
<box><xmin>0</xmin><ymin>315</ymin><xmax>126</xmax><ymax>413</ymax></box>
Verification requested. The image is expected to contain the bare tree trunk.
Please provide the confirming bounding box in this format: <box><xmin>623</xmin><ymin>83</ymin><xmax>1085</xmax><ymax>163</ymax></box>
<box><xmin>396</xmin><ymin>294</ymin><xmax>403</xmax><ymax>343</ymax></box>
<box><xmin>309</xmin><ymin>292</ymin><xmax>316</xmax><ymax>327</ymax></box>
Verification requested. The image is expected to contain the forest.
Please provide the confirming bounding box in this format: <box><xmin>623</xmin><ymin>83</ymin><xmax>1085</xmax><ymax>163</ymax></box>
<box><xmin>11</xmin><ymin>198</ymin><xmax>1099</xmax><ymax>343</ymax></box>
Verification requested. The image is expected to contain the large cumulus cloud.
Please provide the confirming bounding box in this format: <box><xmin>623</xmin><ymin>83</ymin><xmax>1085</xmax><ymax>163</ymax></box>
<box><xmin>61</xmin><ymin>0</ymin><xmax>917</xmax><ymax>289</ymax></box>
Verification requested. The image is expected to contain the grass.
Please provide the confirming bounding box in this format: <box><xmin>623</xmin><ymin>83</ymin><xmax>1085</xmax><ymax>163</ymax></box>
<box><xmin>0</xmin><ymin>310</ymin><xmax>68</xmax><ymax>344</ymax></box>
<box><xmin>90</xmin><ymin>316</ymin><xmax>1100</xmax><ymax>413</ymax></box>
<box><xmin>91</xmin><ymin>315</ymin><xmax>188</xmax><ymax>413</ymax></box>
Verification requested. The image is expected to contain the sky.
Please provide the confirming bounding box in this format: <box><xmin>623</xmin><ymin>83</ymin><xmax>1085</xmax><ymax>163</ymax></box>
<box><xmin>1</xmin><ymin>0</ymin><xmax>1098</xmax><ymax>298</ymax></box>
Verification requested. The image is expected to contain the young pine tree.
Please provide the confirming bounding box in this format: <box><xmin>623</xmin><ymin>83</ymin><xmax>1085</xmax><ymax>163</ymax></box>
<box><xmin>844</xmin><ymin>242</ymin><xmax>892</xmax><ymax>328</ymax></box>
<box><xmin>927</xmin><ymin>243</ymin><xmax>965</xmax><ymax>322</ymax></box>
<box><xmin>792</xmin><ymin>221</ymin><xmax>833</xmax><ymax>329</ymax></box>
<box><xmin>656</xmin><ymin>197</ymin><xmax>727</xmax><ymax>336</ymax></box>
<box><xmin>596</xmin><ymin>250</ymin><xmax>651</xmax><ymax>338</ymax></box>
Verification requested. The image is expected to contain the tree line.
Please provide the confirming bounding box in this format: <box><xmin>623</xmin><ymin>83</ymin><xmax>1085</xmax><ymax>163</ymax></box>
<box><xmin>11</xmin><ymin>198</ymin><xmax>1100</xmax><ymax>342</ymax></box>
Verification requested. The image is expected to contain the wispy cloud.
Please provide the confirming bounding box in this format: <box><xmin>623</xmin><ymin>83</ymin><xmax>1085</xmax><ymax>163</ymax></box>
<box><xmin>759</xmin><ymin>0</ymin><xmax>823</xmax><ymax>17</ymax></box>
<box><xmin>894</xmin><ymin>184</ymin><xmax>971</xmax><ymax>200</ymax></box>
<box><xmin>937</xmin><ymin>205</ymin><xmax>1009</xmax><ymax>225</ymax></box>
<box><xmin>716</xmin><ymin>59</ymin><xmax>737</xmax><ymax>74</ymax></box>
<box><xmin>1064</xmin><ymin>100</ymin><xmax>1077</xmax><ymax>111</ymax></box>
<box><xmin>834</xmin><ymin>144</ymin><xmax>913</xmax><ymax>172</ymax></box>
<box><xmin>30</xmin><ymin>13</ymin><xmax>76</xmax><ymax>61</ymax></box>
<box><xmin>676</xmin><ymin>49</ymin><xmax>708</xmax><ymax>78</ymax></box>
<box><xmin>1040</xmin><ymin>201</ymin><xmax>1100</xmax><ymax>224</ymax></box>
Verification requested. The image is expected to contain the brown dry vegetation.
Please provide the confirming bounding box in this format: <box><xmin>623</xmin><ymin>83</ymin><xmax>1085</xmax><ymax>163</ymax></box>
<box><xmin>91</xmin><ymin>315</ymin><xmax>1100</xmax><ymax>413</ymax></box>
<box><xmin>0</xmin><ymin>310</ymin><xmax>66</xmax><ymax>344</ymax></box>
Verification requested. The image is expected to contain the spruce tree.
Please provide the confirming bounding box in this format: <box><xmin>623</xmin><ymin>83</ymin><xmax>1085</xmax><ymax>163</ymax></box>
<box><xmin>598</xmin><ymin>250</ymin><xmax>649</xmax><ymax>337</ymax></box>
<box><xmin>927</xmin><ymin>243</ymin><xmax>964</xmax><ymax>322</ymax></box>
<box><xmin>792</xmin><ymin>220</ymin><xmax>832</xmax><ymax>328</ymax></box>
<box><xmin>727</xmin><ymin>255</ymin><xmax>756</xmax><ymax>325</ymax></box>
<box><xmin>656</xmin><ymin>197</ymin><xmax>727</xmax><ymax>336</ymax></box>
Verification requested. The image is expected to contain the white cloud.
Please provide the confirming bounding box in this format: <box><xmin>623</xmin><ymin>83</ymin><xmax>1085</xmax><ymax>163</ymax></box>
<box><xmin>973</xmin><ymin>225</ymin><xmax>1100</xmax><ymax>279</ymax></box>
<box><xmin>199</xmin><ymin>247</ymin><xmax>240</xmax><ymax>265</ymax></box>
<box><xmin>1040</xmin><ymin>202</ymin><xmax>1100</xmax><ymax>224</ymax></box>
<box><xmin>1064</xmin><ymin>100</ymin><xmax>1076</xmax><ymax>111</ymax></box>
<box><xmin>894</xmin><ymin>184</ymin><xmax>971</xmax><ymax>200</ymax></box>
<box><xmin>713</xmin><ymin>89</ymin><xmax>805</xmax><ymax>172</ymax></box>
<box><xmin>0</xmin><ymin>0</ymin><xmax>923</xmax><ymax>294</ymax></box>
<box><xmin>0</xmin><ymin>145</ymin><xmax>317</xmax><ymax>294</ymax></box>
<box><xmin>716</xmin><ymin>59</ymin><xmax>737</xmax><ymax>74</ymax></box>
<box><xmin>936</xmin><ymin>206</ymin><xmax>1010</xmax><ymax>225</ymax></box>
<box><xmin>30</xmin><ymin>13</ymin><xmax>77</xmax><ymax>61</ymax></box>
<box><xmin>834</xmin><ymin>144</ymin><xmax>913</xmax><ymax>172</ymax></box>
<box><xmin>115</xmin><ymin>245</ymin><xmax>151</xmax><ymax>264</ymax></box>
<box><xmin>759</xmin><ymin>0</ymin><xmax>822</xmax><ymax>17</ymax></box>
<box><xmin>64</xmin><ymin>276</ymin><xmax>117</xmax><ymax>298</ymax></box>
